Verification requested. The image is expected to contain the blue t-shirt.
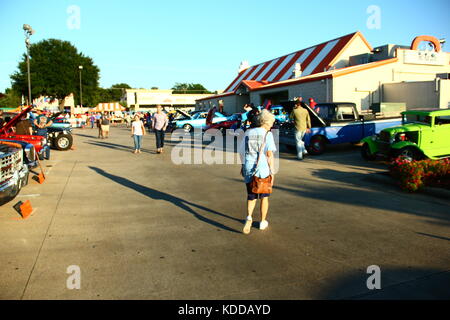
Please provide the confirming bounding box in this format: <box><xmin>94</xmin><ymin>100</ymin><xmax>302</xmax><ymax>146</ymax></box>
<box><xmin>239</xmin><ymin>127</ymin><xmax>277</xmax><ymax>183</ymax></box>
<box><xmin>35</xmin><ymin>115</ymin><xmax>50</xmax><ymax>136</ymax></box>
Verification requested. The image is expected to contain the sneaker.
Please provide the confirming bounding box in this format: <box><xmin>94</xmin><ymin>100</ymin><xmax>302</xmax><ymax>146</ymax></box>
<box><xmin>259</xmin><ymin>220</ymin><xmax>269</xmax><ymax>230</ymax></box>
<box><xmin>243</xmin><ymin>216</ymin><xmax>253</xmax><ymax>234</ymax></box>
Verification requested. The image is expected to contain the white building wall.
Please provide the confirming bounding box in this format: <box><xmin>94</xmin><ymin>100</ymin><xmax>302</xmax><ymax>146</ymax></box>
<box><xmin>332</xmin><ymin>36</ymin><xmax>372</xmax><ymax>69</ymax></box>
<box><xmin>439</xmin><ymin>79</ymin><xmax>450</xmax><ymax>109</ymax></box>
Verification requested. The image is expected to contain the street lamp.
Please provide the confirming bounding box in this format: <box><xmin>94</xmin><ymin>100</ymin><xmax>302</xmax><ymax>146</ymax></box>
<box><xmin>78</xmin><ymin>65</ymin><xmax>83</xmax><ymax>109</ymax></box>
<box><xmin>23</xmin><ymin>24</ymin><xmax>35</xmax><ymax>106</ymax></box>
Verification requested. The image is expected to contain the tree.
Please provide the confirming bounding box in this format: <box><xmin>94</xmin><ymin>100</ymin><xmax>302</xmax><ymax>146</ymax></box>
<box><xmin>91</xmin><ymin>83</ymin><xmax>131</xmax><ymax>105</ymax></box>
<box><xmin>11</xmin><ymin>38</ymin><xmax>100</xmax><ymax>108</ymax></box>
<box><xmin>172</xmin><ymin>83</ymin><xmax>211</xmax><ymax>94</ymax></box>
<box><xmin>0</xmin><ymin>88</ymin><xmax>22</xmax><ymax>108</ymax></box>
<box><xmin>110</xmin><ymin>83</ymin><xmax>131</xmax><ymax>102</ymax></box>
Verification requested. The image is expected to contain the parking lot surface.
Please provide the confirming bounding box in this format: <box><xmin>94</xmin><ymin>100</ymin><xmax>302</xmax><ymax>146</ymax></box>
<box><xmin>0</xmin><ymin>126</ymin><xmax>449</xmax><ymax>299</ymax></box>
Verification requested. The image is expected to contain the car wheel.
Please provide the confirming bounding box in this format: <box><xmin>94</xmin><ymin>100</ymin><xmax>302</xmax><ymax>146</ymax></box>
<box><xmin>361</xmin><ymin>143</ymin><xmax>376</xmax><ymax>161</ymax></box>
<box><xmin>183</xmin><ymin>124</ymin><xmax>193</xmax><ymax>133</ymax></box>
<box><xmin>397</xmin><ymin>147</ymin><xmax>423</xmax><ymax>161</ymax></box>
<box><xmin>308</xmin><ymin>136</ymin><xmax>326</xmax><ymax>155</ymax></box>
<box><xmin>55</xmin><ymin>134</ymin><xmax>73</xmax><ymax>151</ymax></box>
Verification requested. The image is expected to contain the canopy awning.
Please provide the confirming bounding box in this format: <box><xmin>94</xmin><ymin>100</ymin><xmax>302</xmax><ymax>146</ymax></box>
<box><xmin>92</xmin><ymin>103</ymin><xmax>125</xmax><ymax>112</ymax></box>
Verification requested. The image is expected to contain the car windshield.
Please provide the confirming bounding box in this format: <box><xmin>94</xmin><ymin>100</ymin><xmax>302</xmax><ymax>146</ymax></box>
<box><xmin>404</xmin><ymin>114</ymin><xmax>432</xmax><ymax>125</ymax></box>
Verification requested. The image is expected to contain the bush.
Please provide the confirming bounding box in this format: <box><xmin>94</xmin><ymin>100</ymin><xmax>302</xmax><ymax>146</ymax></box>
<box><xmin>389</xmin><ymin>157</ymin><xmax>450</xmax><ymax>192</ymax></box>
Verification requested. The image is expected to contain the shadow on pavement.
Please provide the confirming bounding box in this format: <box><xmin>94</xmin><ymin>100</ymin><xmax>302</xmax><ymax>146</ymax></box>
<box><xmin>319</xmin><ymin>267</ymin><xmax>450</xmax><ymax>299</ymax></box>
<box><xmin>85</xmin><ymin>140</ymin><xmax>158</xmax><ymax>154</ymax></box>
<box><xmin>275</xmin><ymin>181</ymin><xmax>450</xmax><ymax>223</ymax></box>
<box><xmin>89</xmin><ymin>166</ymin><xmax>242</xmax><ymax>233</ymax></box>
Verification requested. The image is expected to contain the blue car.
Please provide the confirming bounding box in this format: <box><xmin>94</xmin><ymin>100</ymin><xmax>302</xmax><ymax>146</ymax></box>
<box><xmin>173</xmin><ymin>110</ymin><xmax>228</xmax><ymax>133</ymax></box>
<box><xmin>270</xmin><ymin>105</ymin><xmax>289</xmax><ymax>123</ymax></box>
<box><xmin>279</xmin><ymin>102</ymin><xmax>402</xmax><ymax>155</ymax></box>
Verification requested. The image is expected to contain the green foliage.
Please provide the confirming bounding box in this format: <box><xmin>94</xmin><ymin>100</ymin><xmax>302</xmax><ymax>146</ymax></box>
<box><xmin>0</xmin><ymin>88</ymin><xmax>22</xmax><ymax>108</ymax></box>
<box><xmin>172</xmin><ymin>83</ymin><xmax>211</xmax><ymax>94</ymax></box>
<box><xmin>10</xmin><ymin>38</ymin><xmax>100</xmax><ymax>107</ymax></box>
<box><xmin>92</xmin><ymin>83</ymin><xmax>131</xmax><ymax>105</ymax></box>
<box><xmin>389</xmin><ymin>157</ymin><xmax>450</xmax><ymax>192</ymax></box>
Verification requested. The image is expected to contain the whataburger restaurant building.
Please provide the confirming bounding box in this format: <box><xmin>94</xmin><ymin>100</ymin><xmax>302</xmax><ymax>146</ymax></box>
<box><xmin>196</xmin><ymin>32</ymin><xmax>450</xmax><ymax>114</ymax></box>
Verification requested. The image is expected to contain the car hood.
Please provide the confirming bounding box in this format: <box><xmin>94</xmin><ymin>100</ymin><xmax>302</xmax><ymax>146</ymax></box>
<box><xmin>382</xmin><ymin>123</ymin><xmax>426</xmax><ymax>134</ymax></box>
<box><xmin>0</xmin><ymin>106</ymin><xmax>33</xmax><ymax>134</ymax></box>
<box><xmin>176</xmin><ymin>110</ymin><xmax>192</xmax><ymax>118</ymax></box>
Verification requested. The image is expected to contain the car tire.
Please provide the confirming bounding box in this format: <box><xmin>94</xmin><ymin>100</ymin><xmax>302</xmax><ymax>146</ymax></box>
<box><xmin>183</xmin><ymin>124</ymin><xmax>193</xmax><ymax>133</ymax></box>
<box><xmin>55</xmin><ymin>134</ymin><xmax>73</xmax><ymax>151</ymax></box>
<box><xmin>397</xmin><ymin>147</ymin><xmax>423</xmax><ymax>161</ymax></box>
<box><xmin>308</xmin><ymin>136</ymin><xmax>326</xmax><ymax>155</ymax></box>
<box><xmin>361</xmin><ymin>143</ymin><xmax>377</xmax><ymax>161</ymax></box>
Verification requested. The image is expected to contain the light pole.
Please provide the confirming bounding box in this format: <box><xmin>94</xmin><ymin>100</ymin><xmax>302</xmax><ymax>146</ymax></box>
<box><xmin>78</xmin><ymin>65</ymin><xmax>83</xmax><ymax>109</ymax></box>
<box><xmin>23</xmin><ymin>24</ymin><xmax>34</xmax><ymax>106</ymax></box>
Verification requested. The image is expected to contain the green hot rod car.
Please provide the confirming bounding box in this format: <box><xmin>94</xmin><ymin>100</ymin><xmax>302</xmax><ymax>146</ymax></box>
<box><xmin>361</xmin><ymin>109</ymin><xmax>450</xmax><ymax>161</ymax></box>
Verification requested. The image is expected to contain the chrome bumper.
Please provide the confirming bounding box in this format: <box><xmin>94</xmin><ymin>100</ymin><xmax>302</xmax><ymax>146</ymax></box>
<box><xmin>0</xmin><ymin>166</ymin><xmax>29</xmax><ymax>205</ymax></box>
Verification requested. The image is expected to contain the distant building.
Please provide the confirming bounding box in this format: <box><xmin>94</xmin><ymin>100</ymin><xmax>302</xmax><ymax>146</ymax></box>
<box><xmin>33</xmin><ymin>93</ymin><xmax>75</xmax><ymax>111</ymax></box>
<box><xmin>197</xmin><ymin>32</ymin><xmax>450</xmax><ymax>114</ymax></box>
<box><xmin>123</xmin><ymin>89</ymin><xmax>213</xmax><ymax>113</ymax></box>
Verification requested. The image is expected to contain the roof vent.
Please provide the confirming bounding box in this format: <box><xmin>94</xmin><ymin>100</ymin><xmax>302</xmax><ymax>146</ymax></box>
<box><xmin>293</xmin><ymin>63</ymin><xmax>302</xmax><ymax>78</ymax></box>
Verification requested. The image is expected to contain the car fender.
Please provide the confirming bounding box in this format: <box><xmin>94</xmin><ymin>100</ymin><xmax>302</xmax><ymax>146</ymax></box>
<box><xmin>390</xmin><ymin>141</ymin><xmax>420</xmax><ymax>150</ymax></box>
<box><xmin>361</xmin><ymin>136</ymin><xmax>379</xmax><ymax>154</ymax></box>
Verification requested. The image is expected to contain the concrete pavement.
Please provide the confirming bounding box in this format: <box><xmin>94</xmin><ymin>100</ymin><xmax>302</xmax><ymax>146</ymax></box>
<box><xmin>0</xmin><ymin>126</ymin><xmax>449</xmax><ymax>299</ymax></box>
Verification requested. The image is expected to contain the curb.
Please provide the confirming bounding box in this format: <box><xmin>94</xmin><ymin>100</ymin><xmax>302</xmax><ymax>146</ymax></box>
<box><xmin>365</xmin><ymin>172</ymin><xmax>450</xmax><ymax>201</ymax></box>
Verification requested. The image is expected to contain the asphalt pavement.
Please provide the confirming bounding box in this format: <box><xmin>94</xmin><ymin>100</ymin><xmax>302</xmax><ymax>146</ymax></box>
<box><xmin>0</xmin><ymin>125</ymin><xmax>449</xmax><ymax>299</ymax></box>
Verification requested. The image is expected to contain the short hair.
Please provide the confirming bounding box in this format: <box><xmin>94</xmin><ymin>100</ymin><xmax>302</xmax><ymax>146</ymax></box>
<box><xmin>257</xmin><ymin>109</ymin><xmax>275</xmax><ymax>127</ymax></box>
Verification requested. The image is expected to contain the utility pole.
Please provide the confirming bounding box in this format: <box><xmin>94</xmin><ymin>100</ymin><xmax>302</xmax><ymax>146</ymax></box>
<box><xmin>23</xmin><ymin>24</ymin><xmax>34</xmax><ymax>106</ymax></box>
<box><xmin>79</xmin><ymin>65</ymin><xmax>83</xmax><ymax>109</ymax></box>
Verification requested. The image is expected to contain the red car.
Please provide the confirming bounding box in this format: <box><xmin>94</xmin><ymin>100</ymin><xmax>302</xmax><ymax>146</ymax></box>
<box><xmin>205</xmin><ymin>113</ymin><xmax>242</xmax><ymax>134</ymax></box>
<box><xmin>0</xmin><ymin>106</ymin><xmax>50</xmax><ymax>160</ymax></box>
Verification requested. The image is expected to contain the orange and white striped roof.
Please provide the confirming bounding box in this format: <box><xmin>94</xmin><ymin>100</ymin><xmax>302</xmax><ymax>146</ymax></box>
<box><xmin>93</xmin><ymin>103</ymin><xmax>125</xmax><ymax>112</ymax></box>
<box><xmin>224</xmin><ymin>31</ymin><xmax>371</xmax><ymax>93</ymax></box>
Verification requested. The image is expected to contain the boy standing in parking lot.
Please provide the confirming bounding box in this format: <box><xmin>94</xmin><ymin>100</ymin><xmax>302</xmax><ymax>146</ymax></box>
<box><xmin>291</xmin><ymin>100</ymin><xmax>311</xmax><ymax>160</ymax></box>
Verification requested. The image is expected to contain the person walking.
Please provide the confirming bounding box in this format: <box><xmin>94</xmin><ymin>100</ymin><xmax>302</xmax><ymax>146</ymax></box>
<box><xmin>291</xmin><ymin>100</ymin><xmax>311</xmax><ymax>160</ymax></box>
<box><xmin>131</xmin><ymin>114</ymin><xmax>146</xmax><ymax>154</ymax></box>
<box><xmin>124</xmin><ymin>113</ymin><xmax>131</xmax><ymax>128</ymax></box>
<box><xmin>151</xmin><ymin>105</ymin><xmax>168</xmax><ymax>154</ymax></box>
<box><xmin>89</xmin><ymin>114</ymin><xmax>96</xmax><ymax>129</ymax></box>
<box><xmin>95</xmin><ymin>113</ymin><xmax>102</xmax><ymax>137</ymax></box>
<box><xmin>100</xmin><ymin>112</ymin><xmax>111</xmax><ymax>139</ymax></box>
<box><xmin>239</xmin><ymin>109</ymin><xmax>276</xmax><ymax>235</ymax></box>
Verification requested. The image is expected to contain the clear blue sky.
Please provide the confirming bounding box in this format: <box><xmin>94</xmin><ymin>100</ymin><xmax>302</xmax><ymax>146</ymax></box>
<box><xmin>1</xmin><ymin>0</ymin><xmax>449</xmax><ymax>92</ymax></box>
